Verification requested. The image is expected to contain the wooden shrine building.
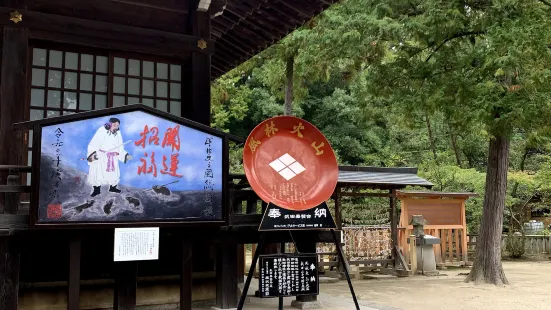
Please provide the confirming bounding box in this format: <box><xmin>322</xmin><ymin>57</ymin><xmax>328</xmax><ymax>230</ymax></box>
<box><xmin>0</xmin><ymin>1</ymin><xmax>341</xmax><ymax>310</ymax></box>
<box><xmin>397</xmin><ymin>191</ymin><xmax>477</xmax><ymax>267</ymax></box>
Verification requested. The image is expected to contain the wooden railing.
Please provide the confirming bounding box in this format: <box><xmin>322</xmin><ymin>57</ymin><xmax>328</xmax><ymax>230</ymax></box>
<box><xmin>468</xmin><ymin>234</ymin><xmax>551</xmax><ymax>255</ymax></box>
<box><xmin>0</xmin><ymin>165</ymin><xmax>31</xmax><ymax>235</ymax></box>
<box><xmin>399</xmin><ymin>227</ymin><xmax>469</xmax><ymax>266</ymax></box>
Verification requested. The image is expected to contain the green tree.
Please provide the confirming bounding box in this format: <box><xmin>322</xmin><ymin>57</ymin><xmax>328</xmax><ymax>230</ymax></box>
<box><xmin>354</xmin><ymin>0</ymin><xmax>551</xmax><ymax>284</ymax></box>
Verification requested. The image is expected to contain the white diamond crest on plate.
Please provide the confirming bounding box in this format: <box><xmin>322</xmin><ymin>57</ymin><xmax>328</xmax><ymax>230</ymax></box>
<box><xmin>269</xmin><ymin>153</ymin><xmax>306</xmax><ymax>180</ymax></box>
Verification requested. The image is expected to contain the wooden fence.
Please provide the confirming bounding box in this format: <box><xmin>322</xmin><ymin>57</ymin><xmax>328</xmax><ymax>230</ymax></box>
<box><xmin>468</xmin><ymin>234</ymin><xmax>551</xmax><ymax>255</ymax></box>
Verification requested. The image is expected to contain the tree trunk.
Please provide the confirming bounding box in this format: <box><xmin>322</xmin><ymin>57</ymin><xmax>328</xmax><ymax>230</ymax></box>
<box><xmin>449</xmin><ymin>125</ymin><xmax>462</xmax><ymax>167</ymax></box>
<box><xmin>284</xmin><ymin>55</ymin><xmax>294</xmax><ymax>116</ymax></box>
<box><xmin>425</xmin><ymin>112</ymin><xmax>437</xmax><ymax>160</ymax></box>
<box><xmin>465</xmin><ymin>134</ymin><xmax>510</xmax><ymax>285</ymax></box>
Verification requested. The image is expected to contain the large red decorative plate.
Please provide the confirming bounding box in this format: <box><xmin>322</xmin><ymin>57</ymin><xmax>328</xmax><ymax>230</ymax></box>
<box><xmin>243</xmin><ymin>116</ymin><xmax>338</xmax><ymax>211</ymax></box>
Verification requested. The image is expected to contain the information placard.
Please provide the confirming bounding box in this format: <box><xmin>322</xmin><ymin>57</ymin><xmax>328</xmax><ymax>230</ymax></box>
<box><xmin>259</xmin><ymin>202</ymin><xmax>336</xmax><ymax>231</ymax></box>
<box><xmin>258</xmin><ymin>253</ymin><xmax>319</xmax><ymax>298</ymax></box>
<box><xmin>114</xmin><ymin>227</ymin><xmax>159</xmax><ymax>261</ymax></box>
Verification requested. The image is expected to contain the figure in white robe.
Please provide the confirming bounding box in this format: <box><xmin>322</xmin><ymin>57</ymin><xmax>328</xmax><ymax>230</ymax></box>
<box><xmin>86</xmin><ymin>118</ymin><xmax>132</xmax><ymax>197</ymax></box>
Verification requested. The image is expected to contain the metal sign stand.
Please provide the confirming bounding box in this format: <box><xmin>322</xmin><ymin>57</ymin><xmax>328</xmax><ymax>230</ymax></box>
<box><xmin>236</xmin><ymin>203</ymin><xmax>360</xmax><ymax>310</ymax></box>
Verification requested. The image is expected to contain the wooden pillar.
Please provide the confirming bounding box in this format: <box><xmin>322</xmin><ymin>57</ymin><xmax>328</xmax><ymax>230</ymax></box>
<box><xmin>0</xmin><ymin>27</ymin><xmax>28</xmax><ymax>209</ymax></box>
<box><xmin>461</xmin><ymin>201</ymin><xmax>469</xmax><ymax>262</ymax></box>
<box><xmin>237</xmin><ymin>244</ymin><xmax>245</xmax><ymax>284</ymax></box>
<box><xmin>67</xmin><ymin>236</ymin><xmax>82</xmax><ymax>310</ymax></box>
<box><xmin>0</xmin><ymin>169</ymin><xmax>22</xmax><ymax>310</ymax></box>
<box><xmin>114</xmin><ymin>262</ymin><xmax>138</xmax><ymax>310</ymax></box>
<box><xmin>334</xmin><ymin>186</ymin><xmax>342</xmax><ymax>229</ymax></box>
<box><xmin>0</xmin><ymin>236</ymin><xmax>19</xmax><ymax>310</ymax></box>
<box><xmin>215</xmin><ymin>235</ymin><xmax>238</xmax><ymax>309</ymax></box>
<box><xmin>183</xmin><ymin>0</ymin><xmax>211</xmax><ymax>126</ymax></box>
<box><xmin>389</xmin><ymin>189</ymin><xmax>399</xmax><ymax>268</ymax></box>
<box><xmin>180</xmin><ymin>239</ymin><xmax>192</xmax><ymax>310</ymax></box>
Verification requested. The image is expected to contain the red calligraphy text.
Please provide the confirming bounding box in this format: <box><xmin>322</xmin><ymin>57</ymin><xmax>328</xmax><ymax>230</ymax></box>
<box><xmin>161</xmin><ymin>154</ymin><xmax>183</xmax><ymax>177</ymax></box>
<box><xmin>162</xmin><ymin>125</ymin><xmax>181</xmax><ymax>152</ymax></box>
<box><xmin>135</xmin><ymin>125</ymin><xmax>160</xmax><ymax>148</ymax></box>
<box><xmin>138</xmin><ymin>152</ymin><xmax>157</xmax><ymax>177</ymax></box>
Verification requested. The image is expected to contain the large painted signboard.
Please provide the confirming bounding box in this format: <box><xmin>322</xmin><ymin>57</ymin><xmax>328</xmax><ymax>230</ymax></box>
<box><xmin>33</xmin><ymin>108</ymin><xmax>224</xmax><ymax>226</ymax></box>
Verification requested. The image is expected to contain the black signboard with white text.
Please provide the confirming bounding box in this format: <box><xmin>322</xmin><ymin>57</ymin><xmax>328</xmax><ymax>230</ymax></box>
<box><xmin>258</xmin><ymin>202</ymin><xmax>336</xmax><ymax>231</ymax></box>
<box><xmin>258</xmin><ymin>253</ymin><xmax>319</xmax><ymax>298</ymax></box>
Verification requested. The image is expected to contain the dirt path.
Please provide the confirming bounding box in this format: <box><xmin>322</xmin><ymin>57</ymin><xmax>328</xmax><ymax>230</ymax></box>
<box><xmin>322</xmin><ymin>261</ymin><xmax>551</xmax><ymax>310</ymax></box>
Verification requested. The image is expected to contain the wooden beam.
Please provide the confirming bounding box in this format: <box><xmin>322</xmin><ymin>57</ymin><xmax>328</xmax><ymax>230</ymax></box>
<box><xmin>216</xmin><ymin>35</ymin><xmax>253</xmax><ymax>57</ymax></box>
<box><xmin>0</xmin><ymin>185</ymin><xmax>30</xmax><ymax>193</ymax></box>
<box><xmin>0</xmin><ymin>27</ymin><xmax>27</xmax><ymax>210</ymax></box>
<box><xmin>229</xmin><ymin>214</ymin><xmax>263</xmax><ymax>226</ymax></box>
<box><xmin>0</xmin><ymin>7</ymin><xmax>212</xmax><ymax>55</ymax></box>
<box><xmin>0</xmin><ymin>214</ymin><xmax>28</xmax><ymax>233</ymax></box>
<box><xmin>262</xmin><ymin>4</ymin><xmax>302</xmax><ymax>28</ymax></box>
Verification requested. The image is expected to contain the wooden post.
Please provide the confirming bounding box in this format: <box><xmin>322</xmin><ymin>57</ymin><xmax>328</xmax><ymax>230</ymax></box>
<box><xmin>237</xmin><ymin>244</ymin><xmax>245</xmax><ymax>284</ymax></box>
<box><xmin>0</xmin><ymin>169</ymin><xmax>22</xmax><ymax>310</ymax></box>
<box><xmin>461</xmin><ymin>201</ymin><xmax>469</xmax><ymax>262</ymax></box>
<box><xmin>215</xmin><ymin>235</ymin><xmax>238</xmax><ymax>309</ymax></box>
<box><xmin>408</xmin><ymin>235</ymin><xmax>417</xmax><ymax>274</ymax></box>
<box><xmin>183</xmin><ymin>0</ymin><xmax>211</xmax><ymax>125</ymax></box>
<box><xmin>67</xmin><ymin>236</ymin><xmax>82</xmax><ymax>310</ymax></box>
<box><xmin>389</xmin><ymin>189</ymin><xmax>399</xmax><ymax>268</ymax></box>
<box><xmin>0</xmin><ymin>27</ymin><xmax>28</xmax><ymax>208</ymax></box>
<box><xmin>114</xmin><ymin>262</ymin><xmax>138</xmax><ymax>310</ymax></box>
<box><xmin>335</xmin><ymin>186</ymin><xmax>342</xmax><ymax>230</ymax></box>
<box><xmin>180</xmin><ymin>239</ymin><xmax>192</xmax><ymax>310</ymax></box>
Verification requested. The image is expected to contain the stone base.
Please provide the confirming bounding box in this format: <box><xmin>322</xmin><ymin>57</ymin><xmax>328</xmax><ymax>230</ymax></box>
<box><xmin>417</xmin><ymin>270</ymin><xmax>440</xmax><ymax>276</ymax></box>
<box><xmin>291</xmin><ymin>300</ymin><xmax>324</xmax><ymax>309</ymax></box>
<box><xmin>210</xmin><ymin>307</ymin><xmax>237</xmax><ymax>310</ymax></box>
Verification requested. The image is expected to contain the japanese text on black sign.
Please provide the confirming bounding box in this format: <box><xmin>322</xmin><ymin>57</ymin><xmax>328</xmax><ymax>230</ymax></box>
<box><xmin>259</xmin><ymin>254</ymin><xmax>319</xmax><ymax>298</ymax></box>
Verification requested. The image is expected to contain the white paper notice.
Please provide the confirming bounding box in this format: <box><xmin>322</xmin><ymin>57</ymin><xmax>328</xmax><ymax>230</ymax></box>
<box><xmin>114</xmin><ymin>227</ymin><xmax>160</xmax><ymax>262</ymax></box>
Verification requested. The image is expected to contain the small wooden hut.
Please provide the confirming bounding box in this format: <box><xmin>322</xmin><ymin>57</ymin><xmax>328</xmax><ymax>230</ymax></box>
<box><xmin>397</xmin><ymin>191</ymin><xmax>477</xmax><ymax>267</ymax></box>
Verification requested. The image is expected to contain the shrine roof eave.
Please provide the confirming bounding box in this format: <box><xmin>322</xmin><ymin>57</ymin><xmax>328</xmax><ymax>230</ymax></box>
<box><xmin>337</xmin><ymin>166</ymin><xmax>433</xmax><ymax>189</ymax></box>
<box><xmin>210</xmin><ymin>0</ymin><xmax>339</xmax><ymax>80</ymax></box>
<box><xmin>230</xmin><ymin>165</ymin><xmax>434</xmax><ymax>190</ymax></box>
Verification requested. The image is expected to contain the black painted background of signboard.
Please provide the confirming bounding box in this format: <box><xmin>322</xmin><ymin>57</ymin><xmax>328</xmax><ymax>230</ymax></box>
<box><xmin>258</xmin><ymin>253</ymin><xmax>319</xmax><ymax>298</ymax></box>
<box><xmin>258</xmin><ymin>202</ymin><xmax>336</xmax><ymax>231</ymax></box>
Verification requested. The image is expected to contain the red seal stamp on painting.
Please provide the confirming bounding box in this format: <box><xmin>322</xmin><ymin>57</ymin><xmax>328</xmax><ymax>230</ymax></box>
<box><xmin>243</xmin><ymin>116</ymin><xmax>338</xmax><ymax>211</ymax></box>
<box><xmin>47</xmin><ymin>204</ymin><xmax>63</xmax><ymax>219</ymax></box>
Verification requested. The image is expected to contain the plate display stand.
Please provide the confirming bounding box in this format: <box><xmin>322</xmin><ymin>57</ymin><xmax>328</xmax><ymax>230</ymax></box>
<box><xmin>236</xmin><ymin>202</ymin><xmax>360</xmax><ymax>310</ymax></box>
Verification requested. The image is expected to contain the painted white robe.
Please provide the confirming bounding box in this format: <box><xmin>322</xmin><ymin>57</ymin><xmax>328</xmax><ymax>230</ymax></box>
<box><xmin>87</xmin><ymin>127</ymin><xmax>128</xmax><ymax>187</ymax></box>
